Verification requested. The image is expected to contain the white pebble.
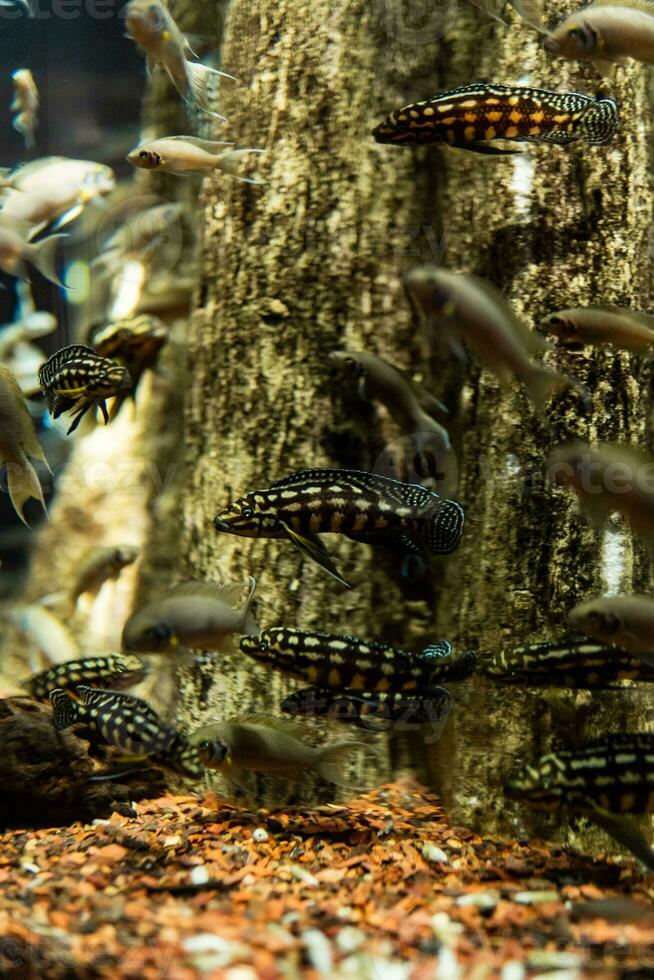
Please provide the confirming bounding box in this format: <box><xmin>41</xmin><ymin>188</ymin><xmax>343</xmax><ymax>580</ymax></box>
<box><xmin>421</xmin><ymin>843</ymin><xmax>449</xmax><ymax>863</ymax></box>
<box><xmin>253</xmin><ymin>827</ymin><xmax>269</xmax><ymax>842</ymax></box>
<box><xmin>190</xmin><ymin>865</ymin><xmax>210</xmax><ymax>886</ymax></box>
<box><xmin>301</xmin><ymin>929</ymin><xmax>333</xmax><ymax>976</ymax></box>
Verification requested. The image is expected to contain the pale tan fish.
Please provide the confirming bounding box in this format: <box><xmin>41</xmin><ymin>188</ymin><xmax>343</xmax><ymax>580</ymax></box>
<box><xmin>405</xmin><ymin>267</ymin><xmax>586</xmax><ymax>411</ymax></box>
<box><xmin>1</xmin><ymin>157</ymin><xmax>115</xmax><ymax>235</ymax></box>
<box><xmin>545</xmin><ymin>0</ymin><xmax>654</xmax><ymax>76</ymax></box>
<box><xmin>548</xmin><ymin>442</ymin><xmax>654</xmax><ymax>543</ymax></box>
<box><xmin>93</xmin><ymin>202</ymin><xmax>184</xmax><ymax>276</ymax></box>
<box><xmin>329</xmin><ymin>349</ymin><xmax>449</xmax><ymax>451</ymax></box>
<box><xmin>0</xmin><ymin>223</ymin><xmax>67</xmax><ymax>288</ymax></box>
<box><xmin>125</xmin><ymin>0</ymin><xmax>235</xmax><ymax>119</ymax></box>
<box><xmin>10</xmin><ymin>604</ymin><xmax>79</xmax><ymax>669</ymax></box>
<box><xmin>568</xmin><ymin>595</ymin><xmax>654</xmax><ymax>663</ymax></box>
<box><xmin>121</xmin><ymin>577</ymin><xmax>257</xmax><ymax>654</ymax></box>
<box><xmin>539</xmin><ymin>306</ymin><xmax>654</xmax><ymax>353</ymax></box>
<box><xmin>0</xmin><ymin>363</ymin><xmax>48</xmax><ymax>524</ymax></box>
<box><xmin>191</xmin><ymin>713</ymin><xmax>366</xmax><ymax>789</ymax></box>
<box><xmin>58</xmin><ymin>544</ymin><xmax>140</xmax><ymax>607</ymax></box>
<box><xmin>127</xmin><ymin>136</ymin><xmax>265</xmax><ymax>183</ymax></box>
<box><xmin>11</xmin><ymin>69</ymin><xmax>38</xmax><ymax>150</ymax></box>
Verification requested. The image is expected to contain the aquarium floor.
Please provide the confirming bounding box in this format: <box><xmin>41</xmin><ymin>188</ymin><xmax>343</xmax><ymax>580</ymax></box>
<box><xmin>0</xmin><ymin>777</ymin><xmax>652</xmax><ymax>978</ymax></box>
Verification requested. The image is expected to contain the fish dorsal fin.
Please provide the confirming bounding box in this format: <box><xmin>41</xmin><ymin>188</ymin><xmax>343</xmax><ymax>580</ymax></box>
<box><xmin>237</xmin><ymin>711</ymin><xmax>311</xmax><ymax>738</ymax></box>
<box><xmin>162</xmin><ymin>135</ymin><xmax>235</xmax><ymax>151</ymax></box>
<box><xmin>269</xmin><ymin>468</ymin><xmax>437</xmax><ymax>511</ymax></box>
<box><xmin>164</xmin><ymin>579</ymin><xmax>243</xmax><ymax>605</ymax></box>
<box><xmin>593</xmin><ymin>304</ymin><xmax>654</xmax><ymax>331</ymax></box>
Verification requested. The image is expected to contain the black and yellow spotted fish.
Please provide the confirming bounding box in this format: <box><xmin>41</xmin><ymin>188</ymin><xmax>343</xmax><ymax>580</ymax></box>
<box><xmin>280</xmin><ymin>684</ymin><xmax>453</xmax><ymax>735</ymax></box>
<box><xmin>38</xmin><ymin>344</ymin><xmax>133</xmax><ymax>434</ymax></box>
<box><xmin>372</xmin><ymin>82</ymin><xmax>619</xmax><ymax>154</ymax></box>
<box><xmin>27</xmin><ymin>654</ymin><xmax>147</xmax><ymax>702</ymax></box>
<box><xmin>483</xmin><ymin>639</ymin><xmax>654</xmax><ymax>688</ymax></box>
<box><xmin>214</xmin><ymin>468</ymin><xmax>464</xmax><ymax>587</ymax></box>
<box><xmin>49</xmin><ymin>684</ymin><xmax>212</xmax><ymax>777</ymax></box>
<box><xmin>240</xmin><ymin>628</ymin><xmax>477</xmax><ymax>691</ymax></box>
<box><xmin>506</xmin><ymin>734</ymin><xmax>654</xmax><ymax>870</ymax></box>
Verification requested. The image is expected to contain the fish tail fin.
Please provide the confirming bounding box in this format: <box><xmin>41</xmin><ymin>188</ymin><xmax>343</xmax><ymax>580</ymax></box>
<box><xmin>317</xmin><ymin>741</ymin><xmax>368</xmax><ymax>788</ymax></box>
<box><xmin>184</xmin><ymin>60</ymin><xmax>235</xmax><ymax>119</ymax></box>
<box><xmin>578</xmin><ymin>98</ymin><xmax>619</xmax><ymax>145</ymax></box>
<box><xmin>423</xmin><ymin>498</ymin><xmax>464</xmax><ymax>555</ymax></box>
<box><xmin>218</xmin><ymin>148</ymin><xmax>266</xmax><ymax>184</ymax></box>
<box><xmin>522</xmin><ymin>364</ymin><xmax>590</xmax><ymax>412</ymax></box>
<box><xmin>49</xmin><ymin>688</ymin><xmax>81</xmax><ymax>730</ymax></box>
<box><xmin>28</xmin><ymin>234</ymin><xmax>68</xmax><ymax>289</ymax></box>
<box><xmin>6</xmin><ymin>450</ymin><xmax>46</xmax><ymax>526</ymax></box>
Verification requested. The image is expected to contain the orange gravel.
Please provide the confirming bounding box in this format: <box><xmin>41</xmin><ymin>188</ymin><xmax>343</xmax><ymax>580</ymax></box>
<box><xmin>0</xmin><ymin>778</ymin><xmax>653</xmax><ymax>978</ymax></box>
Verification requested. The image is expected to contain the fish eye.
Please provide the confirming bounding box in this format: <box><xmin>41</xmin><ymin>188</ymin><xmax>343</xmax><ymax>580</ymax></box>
<box><xmin>241</xmin><ymin>506</ymin><xmax>254</xmax><ymax>520</ymax></box>
<box><xmin>259</xmin><ymin>638</ymin><xmax>269</xmax><ymax>651</ymax></box>
<box><xmin>198</xmin><ymin>739</ymin><xmax>210</xmax><ymax>751</ymax></box>
<box><xmin>568</xmin><ymin>28</ymin><xmax>583</xmax><ymax>39</ymax></box>
<box><xmin>143</xmin><ymin>623</ymin><xmax>172</xmax><ymax>646</ymax></box>
<box><xmin>139</xmin><ymin>150</ymin><xmax>150</xmax><ymax>160</ymax></box>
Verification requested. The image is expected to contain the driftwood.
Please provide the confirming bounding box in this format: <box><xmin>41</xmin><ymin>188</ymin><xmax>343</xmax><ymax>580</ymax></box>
<box><xmin>0</xmin><ymin>698</ymin><xmax>166</xmax><ymax>829</ymax></box>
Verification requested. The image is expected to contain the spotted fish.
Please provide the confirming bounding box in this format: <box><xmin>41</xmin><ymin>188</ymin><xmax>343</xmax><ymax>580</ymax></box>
<box><xmin>240</xmin><ymin>628</ymin><xmax>476</xmax><ymax>691</ymax></box>
<box><xmin>280</xmin><ymin>684</ymin><xmax>453</xmax><ymax>736</ymax></box>
<box><xmin>372</xmin><ymin>82</ymin><xmax>619</xmax><ymax>153</ymax></box>
<box><xmin>506</xmin><ymin>733</ymin><xmax>654</xmax><ymax>870</ymax></box>
<box><xmin>38</xmin><ymin>344</ymin><xmax>133</xmax><ymax>434</ymax></box>
<box><xmin>214</xmin><ymin>468</ymin><xmax>464</xmax><ymax>587</ymax></box>
<box><xmin>27</xmin><ymin>654</ymin><xmax>147</xmax><ymax>702</ymax></box>
<box><xmin>483</xmin><ymin>639</ymin><xmax>654</xmax><ymax>687</ymax></box>
<box><xmin>89</xmin><ymin>314</ymin><xmax>168</xmax><ymax>405</ymax></box>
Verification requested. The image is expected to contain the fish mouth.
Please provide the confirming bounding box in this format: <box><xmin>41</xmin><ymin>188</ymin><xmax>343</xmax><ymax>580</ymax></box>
<box><xmin>543</xmin><ymin>36</ymin><xmax>559</xmax><ymax>53</ymax></box>
<box><xmin>213</xmin><ymin>517</ymin><xmax>230</xmax><ymax>532</ymax></box>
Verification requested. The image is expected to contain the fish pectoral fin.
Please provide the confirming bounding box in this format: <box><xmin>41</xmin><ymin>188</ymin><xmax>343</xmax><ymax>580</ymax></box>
<box><xmin>591</xmin><ymin>806</ymin><xmax>654</xmax><ymax>872</ymax></box>
<box><xmin>280</xmin><ymin>522</ymin><xmax>351</xmax><ymax>588</ymax></box>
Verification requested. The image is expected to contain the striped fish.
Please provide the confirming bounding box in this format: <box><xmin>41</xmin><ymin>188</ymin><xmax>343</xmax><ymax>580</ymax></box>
<box><xmin>482</xmin><ymin>639</ymin><xmax>654</xmax><ymax>688</ymax></box>
<box><xmin>506</xmin><ymin>734</ymin><xmax>654</xmax><ymax>871</ymax></box>
<box><xmin>27</xmin><ymin>654</ymin><xmax>147</xmax><ymax>702</ymax></box>
<box><xmin>240</xmin><ymin>628</ymin><xmax>476</xmax><ymax>691</ymax></box>
<box><xmin>373</xmin><ymin>82</ymin><xmax>619</xmax><ymax>153</ymax></box>
<box><xmin>38</xmin><ymin>344</ymin><xmax>132</xmax><ymax>434</ymax></box>
<box><xmin>280</xmin><ymin>684</ymin><xmax>453</xmax><ymax>736</ymax></box>
<box><xmin>214</xmin><ymin>468</ymin><xmax>464</xmax><ymax>587</ymax></box>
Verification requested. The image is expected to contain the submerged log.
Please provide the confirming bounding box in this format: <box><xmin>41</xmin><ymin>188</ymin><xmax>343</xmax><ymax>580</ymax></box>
<box><xmin>0</xmin><ymin>699</ymin><xmax>166</xmax><ymax>830</ymax></box>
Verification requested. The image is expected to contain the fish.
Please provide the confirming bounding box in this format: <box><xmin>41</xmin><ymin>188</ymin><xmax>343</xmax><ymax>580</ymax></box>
<box><xmin>121</xmin><ymin>577</ymin><xmax>257</xmax><ymax>654</ymax></box>
<box><xmin>11</xmin><ymin>69</ymin><xmax>38</xmax><ymax>150</ymax></box>
<box><xmin>1</xmin><ymin>157</ymin><xmax>115</xmax><ymax>234</ymax></box>
<box><xmin>406</xmin><ymin>268</ymin><xmax>587</xmax><ymax>411</ymax></box>
<box><xmin>482</xmin><ymin>638</ymin><xmax>654</xmax><ymax>687</ymax></box>
<box><xmin>240</xmin><ymin>628</ymin><xmax>477</xmax><ymax>691</ymax></box>
<box><xmin>0</xmin><ymin>311</ymin><xmax>57</xmax><ymax>359</ymax></box>
<box><xmin>69</xmin><ymin>544</ymin><xmax>140</xmax><ymax>606</ymax></box>
<box><xmin>539</xmin><ymin>307</ymin><xmax>654</xmax><ymax>353</ymax></box>
<box><xmin>280</xmin><ymin>684</ymin><xmax>453</xmax><ymax>737</ymax></box>
<box><xmin>89</xmin><ymin>315</ymin><xmax>168</xmax><ymax>397</ymax></box>
<box><xmin>544</xmin><ymin>0</ymin><xmax>654</xmax><ymax>77</ymax></box>
<box><xmin>127</xmin><ymin>136</ymin><xmax>265</xmax><ymax>183</ymax></box>
<box><xmin>505</xmin><ymin>734</ymin><xmax>654</xmax><ymax>871</ymax></box>
<box><xmin>50</xmin><ymin>684</ymin><xmax>182</xmax><ymax>755</ymax></box>
<box><xmin>329</xmin><ymin>350</ymin><xmax>450</xmax><ymax>451</ymax></box>
<box><xmin>372</xmin><ymin>82</ymin><xmax>619</xmax><ymax>152</ymax></box>
<box><xmin>548</xmin><ymin>443</ymin><xmax>654</xmax><ymax>542</ymax></box>
<box><xmin>11</xmin><ymin>605</ymin><xmax>79</xmax><ymax>669</ymax></box>
<box><xmin>191</xmin><ymin>712</ymin><xmax>365</xmax><ymax>788</ymax></box>
<box><xmin>0</xmin><ymin>363</ymin><xmax>49</xmax><ymax>524</ymax></box>
<box><xmin>0</xmin><ymin>224</ymin><xmax>67</xmax><ymax>288</ymax></box>
<box><xmin>467</xmin><ymin>0</ymin><xmax>545</xmax><ymax>32</ymax></box>
<box><xmin>125</xmin><ymin>0</ymin><xmax>235</xmax><ymax>118</ymax></box>
<box><xmin>213</xmin><ymin>468</ymin><xmax>465</xmax><ymax>587</ymax></box>
<box><xmin>26</xmin><ymin>654</ymin><xmax>147</xmax><ymax>701</ymax></box>
<box><xmin>93</xmin><ymin>202</ymin><xmax>184</xmax><ymax>277</ymax></box>
<box><xmin>567</xmin><ymin>595</ymin><xmax>654</xmax><ymax>661</ymax></box>
<box><xmin>38</xmin><ymin>344</ymin><xmax>133</xmax><ymax>434</ymax></box>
